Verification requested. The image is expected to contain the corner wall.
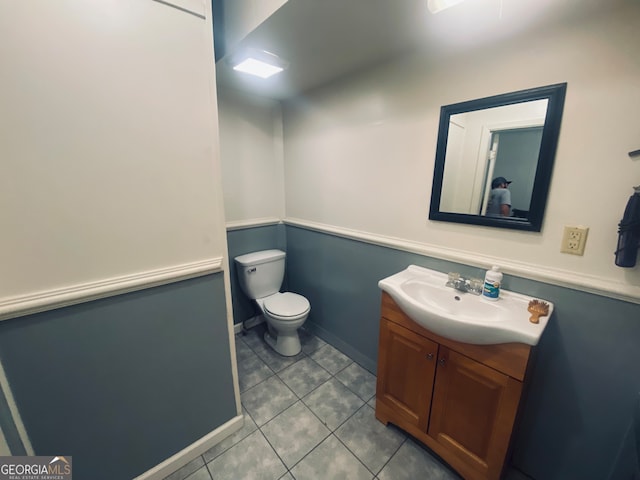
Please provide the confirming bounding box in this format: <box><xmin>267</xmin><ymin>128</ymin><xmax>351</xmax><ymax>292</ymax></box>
<box><xmin>0</xmin><ymin>1</ymin><xmax>239</xmax><ymax>476</ymax></box>
<box><xmin>0</xmin><ymin>1</ymin><xmax>228</xmax><ymax>308</ymax></box>
<box><xmin>0</xmin><ymin>274</ymin><xmax>236</xmax><ymax>480</ymax></box>
<box><xmin>217</xmin><ymin>5</ymin><xmax>640</xmax><ymax>477</ymax></box>
<box><xmin>285</xmin><ymin>225</ymin><xmax>640</xmax><ymax>480</ymax></box>
<box><xmin>218</xmin><ymin>86</ymin><xmax>285</xmax><ymax>225</ymax></box>
<box><xmin>282</xmin><ymin>3</ymin><xmax>640</xmax><ymax>301</ymax></box>
<box><xmin>217</xmin><ymin>86</ymin><xmax>287</xmax><ymax>326</ymax></box>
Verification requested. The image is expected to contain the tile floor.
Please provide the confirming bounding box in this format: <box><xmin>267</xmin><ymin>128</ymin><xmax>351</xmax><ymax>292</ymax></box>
<box><xmin>163</xmin><ymin>325</ymin><xmax>502</xmax><ymax>480</ymax></box>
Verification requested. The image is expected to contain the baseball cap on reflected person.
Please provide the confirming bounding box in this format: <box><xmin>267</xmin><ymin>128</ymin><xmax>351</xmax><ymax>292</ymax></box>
<box><xmin>491</xmin><ymin>177</ymin><xmax>512</xmax><ymax>189</ymax></box>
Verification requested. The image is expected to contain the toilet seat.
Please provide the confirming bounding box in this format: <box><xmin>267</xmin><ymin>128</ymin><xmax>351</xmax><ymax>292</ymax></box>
<box><xmin>264</xmin><ymin>292</ymin><xmax>310</xmax><ymax>320</ymax></box>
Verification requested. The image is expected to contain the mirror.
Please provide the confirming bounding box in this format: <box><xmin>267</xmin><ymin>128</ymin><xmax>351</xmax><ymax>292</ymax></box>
<box><xmin>429</xmin><ymin>83</ymin><xmax>567</xmax><ymax>231</ymax></box>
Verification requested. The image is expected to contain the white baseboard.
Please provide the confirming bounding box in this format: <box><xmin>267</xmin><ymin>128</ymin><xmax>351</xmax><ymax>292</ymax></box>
<box><xmin>233</xmin><ymin>315</ymin><xmax>265</xmax><ymax>334</ymax></box>
<box><xmin>0</xmin><ymin>360</ymin><xmax>33</xmax><ymax>455</ymax></box>
<box><xmin>0</xmin><ymin>429</ymin><xmax>9</xmax><ymax>456</ymax></box>
<box><xmin>134</xmin><ymin>414</ymin><xmax>243</xmax><ymax>480</ymax></box>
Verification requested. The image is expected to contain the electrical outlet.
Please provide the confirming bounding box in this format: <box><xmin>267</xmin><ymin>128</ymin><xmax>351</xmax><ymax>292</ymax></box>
<box><xmin>561</xmin><ymin>226</ymin><xmax>589</xmax><ymax>255</ymax></box>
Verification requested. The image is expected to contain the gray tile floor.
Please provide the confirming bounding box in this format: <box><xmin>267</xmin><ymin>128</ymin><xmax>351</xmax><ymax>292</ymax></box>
<box><xmin>164</xmin><ymin>324</ymin><xmax>463</xmax><ymax>480</ymax></box>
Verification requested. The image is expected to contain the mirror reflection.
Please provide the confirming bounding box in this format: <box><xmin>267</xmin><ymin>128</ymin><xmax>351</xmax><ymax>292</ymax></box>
<box><xmin>429</xmin><ymin>84</ymin><xmax>567</xmax><ymax>231</ymax></box>
<box><xmin>441</xmin><ymin>99</ymin><xmax>547</xmax><ymax>217</ymax></box>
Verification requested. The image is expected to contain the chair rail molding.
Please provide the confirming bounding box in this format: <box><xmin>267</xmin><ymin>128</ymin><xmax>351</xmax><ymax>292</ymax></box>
<box><xmin>226</xmin><ymin>217</ymin><xmax>282</xmax><ymax>231</ymax></box>
<box><xmin>284</xmin><ymin>218</ymin><xmax>640</xmax><ymax>305</ymax></box>
<box><xmin>0</xmin><ymin>257</ymin><xmax>224</xmax><ymax>321</ymax></box>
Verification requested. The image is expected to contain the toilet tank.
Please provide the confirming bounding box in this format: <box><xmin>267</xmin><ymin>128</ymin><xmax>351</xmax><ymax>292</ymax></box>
<box><xmin>234</xmin><ymin>249</ymin><xmax>286</xmax><ymax>299</ymax></box>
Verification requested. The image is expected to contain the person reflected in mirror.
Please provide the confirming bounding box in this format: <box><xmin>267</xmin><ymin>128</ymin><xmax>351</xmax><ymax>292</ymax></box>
<box><xmin>486</xmin><ymin>177</ymin><xmax>512</xmax><ymax>217</ymax></box>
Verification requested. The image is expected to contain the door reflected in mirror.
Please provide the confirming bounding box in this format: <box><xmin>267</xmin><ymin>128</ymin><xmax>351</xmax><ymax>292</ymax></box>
<box><xmin>429</xmin><ymin>84</ymin><xmax>567</xmax><ymax>232</ymax></box>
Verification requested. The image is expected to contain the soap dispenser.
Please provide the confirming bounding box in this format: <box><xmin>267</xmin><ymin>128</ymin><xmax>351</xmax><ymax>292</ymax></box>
<box><xmin>483</xmin><ymin>266</ymin><xmax>503</xmax><ymax>301</ymax></box>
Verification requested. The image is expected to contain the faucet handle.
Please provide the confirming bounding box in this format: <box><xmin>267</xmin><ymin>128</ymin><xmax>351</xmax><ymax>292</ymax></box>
<box><xmin>469</xmin><ymin>278</ymin><xmax>484</xmax><ymax>295</ymax></box>
<box><xmin>446</xmin><ymin>272</ymin><xmax>461</xmax><ymax>287</ymax></box>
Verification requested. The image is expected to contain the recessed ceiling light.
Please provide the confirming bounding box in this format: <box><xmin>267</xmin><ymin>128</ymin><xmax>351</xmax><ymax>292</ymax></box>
<box><xmin>232</xmin><ymin>58</ymin><xmax>284</xmax><ymax>79</ymax></box>
<box><xmin>228</xmin><ymin>49</ymin><xmax>288</xmax><ymax>79</ymax></box>
<box><xmin>427</xmin><ymin>0</ymin><xmax>466</xmax><ymax>14</ymax></box>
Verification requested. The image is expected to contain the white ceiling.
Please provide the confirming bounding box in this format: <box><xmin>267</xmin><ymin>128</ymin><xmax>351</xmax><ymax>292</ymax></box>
<box><xmin>215</xmin><ymin>0</ymin><xmax>623</xmax><ymax>100</ymax></box>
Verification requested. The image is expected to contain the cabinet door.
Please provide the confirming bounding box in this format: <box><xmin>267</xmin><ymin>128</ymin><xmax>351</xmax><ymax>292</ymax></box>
<box><xmin>376</xmin><ymin>319</ymin><xmax>438</xmax><ymax>431</ymax></box>
<box><xmin>428</xmin><ymin>347</ymin><xmax>522</xmax><ymax>479</ymax></box>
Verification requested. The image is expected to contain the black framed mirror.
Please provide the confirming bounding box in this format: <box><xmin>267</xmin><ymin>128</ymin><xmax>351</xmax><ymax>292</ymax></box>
<box><xmin>428</xmin><ymin>83</ymin><xmax>567</xmax><ymax>232</ymax></box>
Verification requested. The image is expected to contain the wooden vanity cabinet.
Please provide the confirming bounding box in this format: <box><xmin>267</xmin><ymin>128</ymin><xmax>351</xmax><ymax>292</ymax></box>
<box><xmin>376</xmin><ymin>317</ymin><xmax>438</xmax><ymax>431</ymax></box>
<box><xmin>376</xmin><ymin>292</ymin><xmax>532</xmax><ymax>480</ymax></box>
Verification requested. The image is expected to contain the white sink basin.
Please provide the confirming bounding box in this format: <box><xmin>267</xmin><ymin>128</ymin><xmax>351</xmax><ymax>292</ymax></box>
<box><xmin>378</xmin><ymin>265</ymin><xmax>553</xmax><ymax>346</ymax></box>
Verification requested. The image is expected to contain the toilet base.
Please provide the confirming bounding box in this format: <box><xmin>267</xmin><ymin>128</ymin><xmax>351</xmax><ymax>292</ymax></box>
<box><xmin>264</xmin><ymin>330</ymin><xmax>301</xmax><ymax>357</ymax></box>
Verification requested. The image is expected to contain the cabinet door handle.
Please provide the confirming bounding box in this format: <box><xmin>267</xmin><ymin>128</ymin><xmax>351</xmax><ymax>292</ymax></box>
<box><xmin>438</xmin><ymin>358</ymin><xmax>446</xmax><ymax>366</ymax></box>
<box><xmin>426</xmin><ymin>353</ymin><xmax>434</xmax><ymax>360</ymax></box>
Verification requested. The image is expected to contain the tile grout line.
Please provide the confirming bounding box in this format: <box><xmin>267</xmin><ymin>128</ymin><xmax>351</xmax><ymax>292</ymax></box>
<box><xmin>203</xmin><ymin>457</ymin><xmax>214</xmax><ymax>480</ymax></box>
<box><xmin>234</xmin><ymin>329</ymin><xmax>385</xmax><ymax>479</ymax></box>
<box><xmin>254</xmin><ymin>426</ymin><xmax>294</xmax><ymax>478</ymax></box>
<box><xmin>202</xmin><ymin>329</ymin><xmax>457</xmax><ymax>480</ymax></box>
<box><xmin>260</xmin><ymin>366</ymin><xmax>379</xmax><ymax>477</ymax></box>
<box><xmin>240</xmin><ymin>330</ymin><xmax>334</xmax><ymax>478</ymax></box>
<box><xmin>258</xmin><ymin>418</ymin><xmax>333</xmax><ymax>477</ymax></box>
<box><xmin>372</xmin><ymin>434</ymin><xmax>409</xmax><ymax>477</ymax></box>
<box><xmin>330</xmin><ymin>402</ymin><xmax>385</xmax><ymax>477</ymax></box>
<box><xmin>238</xmin><ymin>329</ymin><xmax>377</xmax><ymax>435</ymax></box>
<box><xmin>240</xmin><ymin>331</ymin><xmax>365</xmax><ymax>476</ymax></box>
<box><xmin>239</xmin><ymin>331</ymin><xmax>357</xmax><ymax>397</ymax></box>
<box><xmin>288</xmin><ymin>354</ymin><xmax>383</xmax><ymax>478</ymax></box>
<box><xmin>170</xmin><ymin>330</ymin><xmax>385</xmax><ymax>480</ymax></box>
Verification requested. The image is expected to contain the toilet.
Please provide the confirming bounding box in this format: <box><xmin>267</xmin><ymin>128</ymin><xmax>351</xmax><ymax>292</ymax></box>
<box><xmin>235</xmin><ymin>249</ymin><xmax>310</xmax><ymax>356</ymax></box>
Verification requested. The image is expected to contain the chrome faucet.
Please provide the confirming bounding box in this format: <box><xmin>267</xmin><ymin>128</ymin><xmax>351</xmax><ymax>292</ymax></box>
<box><xmin>446</xmin><ymin>273</ymin><xmax>483</xmax><ymax>295</ymax></box>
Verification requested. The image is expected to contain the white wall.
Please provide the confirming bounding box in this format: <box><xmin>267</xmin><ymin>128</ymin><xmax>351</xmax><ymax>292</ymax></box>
<box><xmin>283</xmin><ymin>3</ymin><xmax>640</xmax><ymax>300</ymax></box>
<box><xmin>218</xmin><ymin>87</ymin><xmax>285</xmax><ymax>224</ymax></box>
<box><xmin>0</xmin><ymin>0</ymin><xmax>227</xmax><ymax>307</ymax></box>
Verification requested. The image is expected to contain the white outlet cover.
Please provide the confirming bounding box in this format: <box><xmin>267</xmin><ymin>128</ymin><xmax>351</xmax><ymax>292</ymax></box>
<box><xmin>561</xmin><ymin>226</ymin><xmax>589</xmax><ymax>255</ymax></box>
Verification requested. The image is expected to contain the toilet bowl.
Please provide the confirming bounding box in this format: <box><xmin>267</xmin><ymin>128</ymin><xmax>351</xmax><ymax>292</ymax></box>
<box><xmin>235</xmin><ymin>250</ymin><xmax>311</xmax><ymax>356</ymax></box>
<box><xmin>257</xmin><ymin>292</ymin><xmax>310</xmax><ymax>356</ymax></box>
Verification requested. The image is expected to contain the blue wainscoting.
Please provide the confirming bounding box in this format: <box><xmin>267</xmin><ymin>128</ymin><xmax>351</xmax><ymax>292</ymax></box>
<box><xmin>278</xmin><ymin>225</ymin><xmax>640</xmax><ymax>480</ymax></box>
<box><xmin>0</xmin><ymin>273</ymin><xmax>236</xmax><ymax>480</ymax></box>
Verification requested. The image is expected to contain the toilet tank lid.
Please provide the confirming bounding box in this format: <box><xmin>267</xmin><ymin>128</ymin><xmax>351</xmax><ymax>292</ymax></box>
<box><xmin>235</xmin><ymin>249</ymin><xmax>285</xmax><ymax>267</ymax></box>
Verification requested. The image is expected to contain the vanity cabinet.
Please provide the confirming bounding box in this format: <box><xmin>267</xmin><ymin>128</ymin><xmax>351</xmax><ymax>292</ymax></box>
<box><xmin>376</xmin><ymin>318</ymin><xmax>438</xmax><ymax>431</ymax></box>
<box><xmin>376</xmin><ymin>292</ymin><xmax>532</xmax><ymax>480</ymax></box>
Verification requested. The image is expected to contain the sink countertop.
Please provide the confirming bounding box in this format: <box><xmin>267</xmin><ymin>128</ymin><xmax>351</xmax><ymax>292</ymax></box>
<box><xmin>378</xmin><ymin>265</ymin><xmax>554</xmax><ymax>346</ymax></box>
